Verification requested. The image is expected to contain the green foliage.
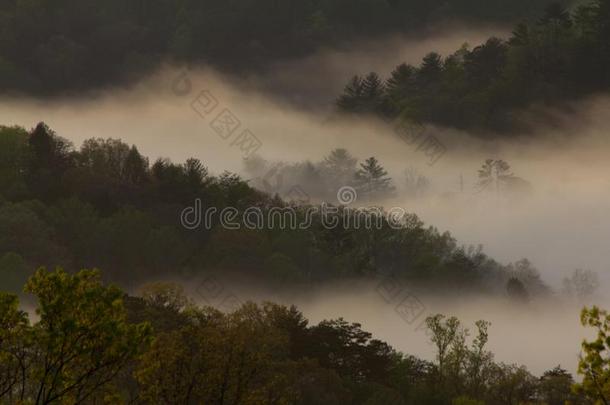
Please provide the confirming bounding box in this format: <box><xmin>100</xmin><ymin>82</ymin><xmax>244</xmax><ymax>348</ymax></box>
<box><xmin>0</xmin><ymin>0</ymin><xmax>556</xmax><ymax>94</ymax></box>
<box><xmin>423</xmin><ymin>314</ymin><xmax>519</xmax><ymax>404</ymax></box>
<box><xmin>354</xmin><ymin>157</ymin><xmax>396</xmax><ymax>200</ymax></box>
<box><xmin>0</xmin><ymin>123</ymin><xmax>538</xmax><ymax>293</ymax></box>
<box><xmin>0</xmin><ymin>292</ymin><xmax>29</xmax><ymax>401</ymax></box>
<box><xmin>264</xmin><ymin>252</ymin><xmax>304</xmax><ymax>283</ymax></box>
<box><xmin>138</xmin><ymin>281</ymin><xmax>191</xmax><ymax>313</ymax></box>
<box><xmin>0</xmin><ymin>202</ymin><xmax>61</xmax><ymax>266</ymax></box>
<box><xmin>0</xmin><ymin>252</ymin><xmax>28</xmax><ymax>293</ymax></box>
<box><xmin>136</xmin><ymin>302</ymin><xmax>299</xmax><ymax>404</ymax></box>
<box><xmin>0</xmin><ymin>126</ymin><xmax>29</xmax><ymax>200</ymax></box>
<box><xmin>0</xmin><ymin>268</ymin><xmax>151</xmax><ymax>403</ymax></box>
<box><xmin>0</xmin><ymin>123</ymin><xmax>546</xmax><ymax>305</ymax></box>
<box><xmin>574</xmin><ymin>306</ymin><xmax>610</xmax><ymax>404</ymax></box>
<box><xmin>426</xmin><ymin>314</ymin><xmax>462</xmax><ymax>381</ymax></box>
<box><xmin>0</xmin><ymin>269</ymin><xmax>599</xmax><ymax>404</ymax></box>
<box><xmin>452</xmin><ymin>396</ymin><xmax>484</xmax><ymax>405</ymax></box>
<box><xmin>337</xmin><ymin>0</ymin><xmax>610</xmax><ymax>132</ymax></box>
<box><xmin>485</xmin><ymin>363</ymin><xmax>538</xmax><ymax>405</ymax></box>
<box><xmin>539</xmin><ymin>366</ymin><xmax>579</xmax><ymax>405</ymax></box>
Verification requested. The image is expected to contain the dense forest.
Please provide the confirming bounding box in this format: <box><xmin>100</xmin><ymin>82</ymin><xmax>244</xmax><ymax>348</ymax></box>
<box><xmin>336</xmin><ymin>0</ymin><xmax>610</xmax><ymax>132</ymax></box>
<box><xmin>0</xmin><ymin>0</ymin><xmax>557</xmax><ymax>95</ymax></box>
<box><xmin>0</xmin><ymin>269</ymin><xmax>609</xmax><ymax>404</ymax></box>
<box><xmin>2</xmin><ymin>0</ymin><xmax>610</xmax><ymax>403</ymax></box>
<box><xmin>0</xmin><ymin>123</ymin><xmax>552</xmax><ymax>298</ymax></box>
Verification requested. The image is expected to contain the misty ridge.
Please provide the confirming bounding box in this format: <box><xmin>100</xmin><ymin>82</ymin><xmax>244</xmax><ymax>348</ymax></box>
<box><xmin>2</xmin><ymin>0</ymin><xmax>610</xmax><ymax>404</ymax></box>
<box><xmin>1</xmin><ymin>83</ymin><xmax>610</xmax><ymax>380</ymax></box>
<box><xmin>5</xmin><ymin>57</ymin><xmax>609</xmax><ymax>283</ymax></box>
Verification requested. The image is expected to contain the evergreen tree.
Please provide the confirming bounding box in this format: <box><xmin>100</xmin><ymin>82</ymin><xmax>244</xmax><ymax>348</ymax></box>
<box><xmin>538</xmin><ymin>2</ymin><xmax>572</xmax><ymax>29</ymax></box>
<box><xmin>337</xmin><ymin>73</ymin><xmax>386</xmax><ymax>114</ymax></box>
<box><xmin>386</xmin><ymin>64</ymin><xmax>415</xmax><ymax>96</ymax></box>
<box><xmin>354</xmin><ymin>157</ymin><xmax>395</xmax><ymax>200</ymax></box>
<box><xmin>124</xmin><ymin>146</ymin><xmax>149</xmax><ymax>185</ymax></box>
<box><xmin>322</xmin><ymin>148</ymin><xmax>358</xmax><ymax>189</ymax></box>
<box><xmin>26</xmin><ymin>122</ymin><xmax>74</xmax><ymax>200</ymax></box>
<box><xmin>361</xmin><ymin>72</ymin><xmax>385</xmax><ymax>112</ymax></box>
<box><xmin>385</xmin><ymin>63</ymin><xmax>416</xmax><ymax>115</ymax></box>
<box><xmin>337</xmin><ymin>75</ymin><xmax>365</xmax><ymax>112</ymax></box>
<box><xmin>464</xmin><ymin>38</ymin><xmax>508</xmax><ymax>87</ymax></box>
<box><xmin>509</xmin><ymin>23</ymin><xmax>531</xmax><ymax>46</ymax></box>
<box><xmin>417</xmin><ymin>52</ymin><xmax>443</xmax><ymax>87</ymax></box>
<box><xmin>476</xmin><ymin>159</ymin><xmax>515</xmax><ymax>194</ymax></box>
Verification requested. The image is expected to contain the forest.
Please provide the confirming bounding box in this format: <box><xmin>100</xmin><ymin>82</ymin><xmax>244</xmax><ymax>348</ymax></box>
<box><xmin>0</xmin><ymin>268</ymin><xmax>609</xmax><ymax>404</ymax></box>
<box><xmin>2</xmin><ymin>0</ymin><xmax>610</xmax><ymax>403</ymax></box>
<box><xmin>0</xmin><ymin>0</ymin><xmax>556</xmax><ymax>95</ymax></box>
<box><xmin>336</xmin><ymin>0</ymin><xmax>610</xmax><ymax>132</ymax></box>
<box><xmin>0</xmin><ymin>122</ymin><xmax>551</xmax><ymax>298</ymax></box>
<box><xmin>0</xmin><ymin>122</ymin><xmax>604</xmax><ymax>404</ymax></box>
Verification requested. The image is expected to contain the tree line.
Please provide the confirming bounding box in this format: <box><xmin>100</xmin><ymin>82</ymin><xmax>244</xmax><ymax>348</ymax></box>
<box><xmin>244</xmin><ymin>154</ymin><xmax>533</xmax><ymax>203</ymax></box>
<box><xmin>336</xmin><ymin>1</ymin><xmax>610</xmax><ymax>133</ymax></box>
<box><xmin>1</xmin><ymin>268</ymin><xmax>609</xmax><ymax>404</ymax></box>
<box><xmin>0</xmin><ymin>0</ymin><xmax>555</xmax><ymax>95</ymax></box>
<box><xmin>0</xmin><ymin>123</ymin><xmax>550</xmax><ymax>297</ymax></box>
<box><xmin>244</xmin><ymin>149</ymin><xmax>397</xmax><ymax>203</ymax></box>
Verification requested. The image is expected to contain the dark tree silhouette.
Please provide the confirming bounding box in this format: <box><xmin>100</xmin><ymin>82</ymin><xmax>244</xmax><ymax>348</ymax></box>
<box><xmin>354</xmin><ymin>157</ymin><xmax>395</xmax><ymax>200</ymax></box>
<box><xmin>506</xmin><ymin>277</ymin><xmax>529</xmax><ymax>302</ymax></box>
<box><xmin>477</xmin><ymin>159</ymin><xmax>515</xmax><ymax>193</ymax></box>
<box><xmin>322</xmin><ymin>148</ymin><xmax>358</xmax><ymax>189</ymax></box>
<box><xmin>337</xmin><ymin>75</ymin><xmax>365</xmax><ymax>112</ymax></box>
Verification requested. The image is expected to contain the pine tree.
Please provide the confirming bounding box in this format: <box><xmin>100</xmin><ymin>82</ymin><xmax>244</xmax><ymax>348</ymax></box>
<box><xmin>337</xmin><ymin>75</ymin><xmax>364</xmax><ymax>112</ymax></box>
<box><xmin>362</xmin><ymin>72</ymin><xmax>385</xmax><ymax>104</ymax></box>
<box><xmin>417</xmin><ymin>52</ymin><xmax>443</xmax><ymax>86</ymax></box>
<box><xmin>124</xmin><ymin>146</ymin><xmax>149</xmax><ymax>184</ymax></box>
<box><xmin>354</xmin><ymin>157</ymin><xmax>395</xmax><ymax>200</ymax></box>
<box><xmin>385</xmin><ymin>64</ymin><xmax>416</xmax><ymax>115</ymax></box>
<box><xmin>509</xmin><ymin>23</ymin><xmax>531</xmax><ymax>46</ymax></box>
<box><xmin>337</xmin><ymin>73</ymin><xmax>385</xmax><ymax>114</ymax></box>
<box><xmin>386</xmin><ymin>64</ymin><xmax>415</xmax><ymax>96</ymax></box>
<box><xmin>322</xmin><ymin>148</ymin><xmax>358</xmax><ymax>188</ymax></box>
<box><xmin>538</xmin><ymin>2</ymin><xmax>572</xmax><ymax>29</ymax></box>
<box><xmin>476</xmin><ymin>159</ymin><xmax>514</xmax><ymax>194</ymax></box>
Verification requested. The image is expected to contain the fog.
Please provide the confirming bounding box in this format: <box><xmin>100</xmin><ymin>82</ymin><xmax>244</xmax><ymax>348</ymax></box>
<box><xmin>2</xmin><ymin>26</ymin><xmax>609</xmax><ymax>376</ymax></box>
<box><xmin>235</xmin><ymin>24</ymin><xmax>507</xmax><ymax>111</ymax></box>
<box><xmin>190</xmin><ymin>278</ymin><xmax>602</xmax><ymax>376</ymax></box>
